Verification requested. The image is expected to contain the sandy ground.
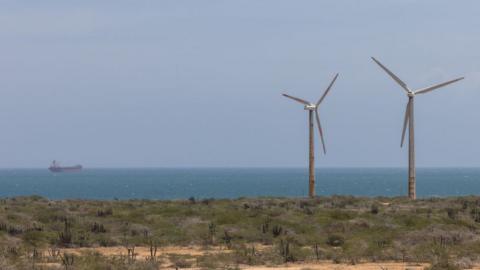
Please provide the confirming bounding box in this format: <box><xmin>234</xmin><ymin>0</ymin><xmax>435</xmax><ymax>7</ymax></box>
<box><xmin>51</xmin><ymin>246</ymin><xmax>480</xmax><ymax>270</ymax></box>
<box><xmin>36</xmin><ymin>261</ymin><xmax>429</xmax><ymax>270</ymax></box>
<box><xmin>241</xmin><ymin>262</ymin><xmax>428</xmax><ymax>270</ymax></box>
<box><xmin>61</xmin><ymin>245</ymin><xmax>230</xmax><ymax>259</ymax></box>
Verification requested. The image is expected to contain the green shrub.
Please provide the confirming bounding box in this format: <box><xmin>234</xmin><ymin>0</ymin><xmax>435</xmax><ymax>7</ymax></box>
<box><xmin>326</xmin><ymin>235</ymin><xmax>345</xmax><ymax>247</ymax></box>
<box><xmin>330</xmin><ymin>210</ymin><xmax>354</xmax><ymax>220</ymax></box>
<box><xmin>22</xmin><ymin>231</ymin><xmax>45</xmax><ymax>246</ymax></box>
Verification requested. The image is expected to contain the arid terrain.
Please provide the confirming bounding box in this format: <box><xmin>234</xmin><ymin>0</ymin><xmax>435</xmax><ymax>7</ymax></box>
<box><xmin>42</xmin><ymin>245</ymin><xmax>435</xmax><ymax>269</ymax></box>
<box><xmin>1</xmin><ymin>196</ymin><xmax>480</xmax><ymax>269</ymax></box>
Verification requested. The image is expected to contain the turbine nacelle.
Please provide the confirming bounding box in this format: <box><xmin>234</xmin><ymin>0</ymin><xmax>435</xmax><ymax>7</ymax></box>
<box><xmin>282</xmin><ymin>73</ymin><xmax>339</xmax><ymax>155</ymax></box>
<box><xmin>371</xmin><ymin>56</ymin><xmax>464</xmax><ymax>148</ymax></box>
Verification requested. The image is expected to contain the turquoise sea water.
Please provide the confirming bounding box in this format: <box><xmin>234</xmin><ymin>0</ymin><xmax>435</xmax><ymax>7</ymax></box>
<box><xmin>0</xmin><ymin>168</ymin><xmax>478</xmax><ymax>200</ymax></box>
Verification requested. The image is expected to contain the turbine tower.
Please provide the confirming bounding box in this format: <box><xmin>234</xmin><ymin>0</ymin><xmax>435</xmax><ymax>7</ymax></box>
<box><xmin>282</xmin><ymin>74</ymin><xmax>338</xmax><ymax>197</ymax></box>
<box><xmin>372</xmin><ymin>57</ymin><xmax>464</xmax><ymax>199</ymax></box>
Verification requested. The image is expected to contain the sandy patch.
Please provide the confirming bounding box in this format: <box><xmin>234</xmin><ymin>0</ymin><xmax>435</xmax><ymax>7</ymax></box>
<box><xmin>60</xmin><ymin>245</ymin><xmax>229</xmax><ymax>259</ymax></box>
<box><xmin>241</xmin><ymin>262</ymin><xmax>427</xmax><ymax>270</ymax></box>
<box><xmin>52</xmin><ymin>246</ymin><xmax>480</xmax><ymax>270</ymax></box>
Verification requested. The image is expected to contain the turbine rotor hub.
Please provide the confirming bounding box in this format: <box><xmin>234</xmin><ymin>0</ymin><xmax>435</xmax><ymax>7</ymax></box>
<box><xmin>407</xmin><ymin>91</ymin><xmax>415</xmax><ymax>97</ymax></box>
<box><xmin>304</xmin><ymin>104</ymin><xmax>317</xmax><ymax>110</ymax></box>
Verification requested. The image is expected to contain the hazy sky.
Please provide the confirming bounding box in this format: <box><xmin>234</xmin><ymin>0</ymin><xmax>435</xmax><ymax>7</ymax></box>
<box><xmin>1</xmin><ymin>1</ymin><xmax>480</xmax><ymax>168</ymax></box>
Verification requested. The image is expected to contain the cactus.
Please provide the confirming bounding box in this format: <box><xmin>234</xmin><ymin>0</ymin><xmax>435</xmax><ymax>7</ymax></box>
<box><xmin>222</xmin><ymin>230</ymin><xmax>233</xmax><ymax>249</ymax></box>
<box><xmin>272</xmin><ymin>225</ymin><xmax>283</xmax><ymax>237</ymax></box>
<box><xmin>7</xmin><ymin>246</ymin><xmax>19</xmax><ymax>256</ymax></box>
<box><xmin>208</xmin><ymin>222</ymin><xmax>216</xmax><ymax>244</ymax></box>
<box><xmin>96</xmin><ymin>208</ymin><xmax>113</xmax><ymax>217</ymax></box>
<box><xmin>279</xmin><ymin>239</ymin><xmax>294</xmax><ymax>262</ymax></box>
<box><xmin>29</xmin><ymin>248</ymin><xmax>41</xmax><ymax>270</ymax></box>
<box><xmin>58</xmin><ymin>218</ymin><xmax>72</xmax><ymax>246</ymax></box>
<box><xmin>314</xmin><ymin>243</ymin><xmax>320</xmax><ymax>260</ymax></box>
<box><xmin>261</xmin><ymin>223</ymin><xmax>268</xmax><ymax>234</ymax></box>
<box><xmin>143</xmin><ymin>229</ymin><xmax>150</xmax><ymax>239</ymax></box>
<box><xmin>127</xmin><ymin>246</ymin><xmax>136</xmax><ymax>263</ymax></box>
<box><xmin>90</xmin><ymin>222</ymin><xmax>107</xmax><ymax>233</ymax></box>
<box><xmin>60</xmin><ymin>253</ymin><xmax>74</xmax><ymax>270</ymax></box>
<box><xmin>7</xmin><ymin>225</ymin><xmax>23</xmax><ymax>235</ymax></box>
<box><xmin>471</xmin><ymin>207</ymin><xmax>480</xmax><ymax>222</ymax></box>
<box><xmin>48</xmin><ymin>247</ymin><xmax>60</xmax><ymax>259</ymax></box>
<box><xmin>147</xmin><ymin>238</ymin><xmax>158</xmax><ymax>261</ymax></box>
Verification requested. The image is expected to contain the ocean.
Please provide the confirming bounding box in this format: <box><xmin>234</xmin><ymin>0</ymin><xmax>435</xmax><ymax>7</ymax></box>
<box><xmin>0</xmin><ymin>168</ymin><xmax>478</xmax><ymax>200</ymax></box>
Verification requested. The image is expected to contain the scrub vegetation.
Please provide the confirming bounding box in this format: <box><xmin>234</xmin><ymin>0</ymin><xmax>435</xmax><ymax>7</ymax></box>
<box><xmin>0</xmin><ymin>195</ymin><xmax>479</xmax><ymax>269</ymax></box>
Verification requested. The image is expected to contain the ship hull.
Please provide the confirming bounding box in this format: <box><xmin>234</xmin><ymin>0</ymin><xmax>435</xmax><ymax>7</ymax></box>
<box><xmin>49</xmin><ymin>165</ymin><xmax>82</xmax><ymax>173</ymax></box>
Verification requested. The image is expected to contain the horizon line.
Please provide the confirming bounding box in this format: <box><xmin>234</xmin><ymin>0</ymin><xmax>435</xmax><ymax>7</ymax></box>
<box><xmin>1</xmin><ymin>166</ymin><xmax>480</xmax><ymax>170</ymax></box>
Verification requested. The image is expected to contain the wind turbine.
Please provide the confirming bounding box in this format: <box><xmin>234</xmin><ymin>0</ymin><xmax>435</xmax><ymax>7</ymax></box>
<box><xmin>282</xmin><ymin>73</ymin><xmax>339</xmax><ymax>197</ymax></box>
<box><xmin>371</xmin><ymin>57</ymin><xmax>464</xmax><ymax>199</ymax></box>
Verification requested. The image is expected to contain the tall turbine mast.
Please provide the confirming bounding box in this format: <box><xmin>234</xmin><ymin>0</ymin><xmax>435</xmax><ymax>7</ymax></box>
<box><xmin>282</xmin><ymin>74</ymin><xmax>338</xmax><ymax>197</ymax></box>
<box><xmin>372</xmin><ymin>57</ymin><xmax>464</xmax><ymax>199</ymax></box>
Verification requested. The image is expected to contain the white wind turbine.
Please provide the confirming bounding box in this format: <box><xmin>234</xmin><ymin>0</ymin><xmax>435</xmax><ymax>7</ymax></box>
<box><xmin>282</xmin><ymin>74</ymin><xmax>339</xmax><ymax>197</ymax></box>
<box><xmin>372</xmin><ymin>57</ymin><xmax>464</xmax><ymax>199</ymax></box>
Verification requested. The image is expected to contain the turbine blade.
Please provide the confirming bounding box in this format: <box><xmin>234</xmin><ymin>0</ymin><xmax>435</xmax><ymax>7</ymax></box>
<box><xmin>316</xmin><ymin>73</ymin><xmax>339</xmax><ymax>106</ymax></box>
<box><xmin>282</xmin><ymin>93</ymin><xmax>310</xmax><ymax>105</ymax></box>
<box><xmin>400</xmin><ymin>100</ymin><xmax>411</xmax><ymax>148</ymax></box>
<box><xmin>371</xmin><ymin>57</ymin><xmax>411</xmax><ymax>93</ymax></box>
<box><xmin>315</xmin><ymin>110</ymin><xmax>326</xmax><ymax>154</ymax></box>
<box><xmin>415</xmin><ymin>77</ymin><xmax>464</xmax><ymax>95</ymax></box>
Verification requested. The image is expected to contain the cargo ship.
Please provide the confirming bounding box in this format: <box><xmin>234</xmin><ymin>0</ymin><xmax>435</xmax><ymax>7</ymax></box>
<box><xmin>48</xmin><ymin>160</ymin><xmax>82</xmax><ymax>173</ymax></box>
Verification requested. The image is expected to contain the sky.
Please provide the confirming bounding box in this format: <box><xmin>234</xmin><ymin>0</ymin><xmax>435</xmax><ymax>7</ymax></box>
<box><xmin>1</xmin><ymin>1</ymin><xmax>480</xmax><ymax>168</ymax></box>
